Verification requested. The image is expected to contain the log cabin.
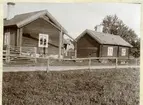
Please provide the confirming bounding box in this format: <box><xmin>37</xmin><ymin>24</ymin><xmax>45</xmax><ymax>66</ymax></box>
<box><xmin>3</xmin><ymin>2</ymin><xmax>71</xmax><ymax>59</ymax></box>
<box><xmin>75</xmin><ymin>29</ymin><xmax>133</xmax><ymax>58</ymax></box>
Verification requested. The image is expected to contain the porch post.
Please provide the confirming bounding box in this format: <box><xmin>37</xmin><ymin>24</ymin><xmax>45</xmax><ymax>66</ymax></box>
<box><xmin>99</xmin><ymin>45</ymin><xmax>102</xmax><ymax>57</ymax></box>
<box><xmin>19</xmin><ymin>28</ymin><xmax>23</xmax><ymax>47</ymax></box>
<box><xmin>16</xmin><ymin>28</ymin><xmax>20</xmax><ymax>46</ymax></box>
<box><xmin>6</xmin><ymin>45</ymin><xmax>10</xmax><ymax>63</ymax></box>
<box><xmin>58</xmin><ymin>29</ymin><xmax>63</xmax><ymax>60</ymax></box>
<box><xmin>61</xmin><ymin>33</ymin><xmax>64</xmax><ymax>56</ymax></box>
<box><xmin>17</xmin><ymin>28</ymin><xmax>23</xmax><ymax>55</ymax></box>
<box><xmin>17</xmin><ymin>28</ymin><xmax>23</xmax><ymax>47</ymax></box>
<box><xmin>74</xmin><ymin>42</ymin><xmax>77</xmax><ymax>58</ymax></box>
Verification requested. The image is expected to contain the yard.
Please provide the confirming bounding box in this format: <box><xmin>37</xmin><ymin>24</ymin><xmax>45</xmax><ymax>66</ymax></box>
<box><xmin>3</xmin><ymin>68</ymin><xmax>139</xmax><ymax>105</ymax></box>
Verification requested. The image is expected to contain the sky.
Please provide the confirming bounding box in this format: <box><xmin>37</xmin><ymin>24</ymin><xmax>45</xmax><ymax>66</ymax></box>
<box><xmin>3</xmin><ymin>2</ymin><xmax>141</xmax><ymax>38</ymax></box>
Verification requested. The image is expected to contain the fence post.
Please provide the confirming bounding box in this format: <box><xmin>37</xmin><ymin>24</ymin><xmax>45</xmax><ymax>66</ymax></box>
<box><xmin>74</xmin><ymin>49</ymin><xmax>77</xmax><ymax>58</ymax></box>
<box><xmin>6</xmin><ymin>45</ymin><xmax>10</xmax><ymax>63</ymax></box>
<box><xmin>74</xmin><ymin>42</ymin><xmax>77</xmax><ymax>58</ymax></box>
<box><xmin>20</xmin><ymin>46</ymin><xmax>22</xmax><ymax>56</ymax></box>
<box><xmin>88</xmin><ymin>59</ymin><xmax>91</xmax><ymax>70</ymax></box>
<box><xmin>34</xmin><ymin>47</ymin><xmax>37</xmax><ymax>63</ymax></box>
<box><xmin>46</xmin><ymin>57</ymin><xmax>50</xmax><ymax>72</ymax></box>
<box><xmin>136</xmin><ymin>58</ymin><xmax>138</xmax><ymax>66</ymax></box>
<box><xmin>115</xmin><ymin>58</ymin><xmax>118</xmax><ymax>68</ymax></box>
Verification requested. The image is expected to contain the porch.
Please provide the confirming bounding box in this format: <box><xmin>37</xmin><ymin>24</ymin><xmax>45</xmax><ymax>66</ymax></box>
<box><xmin>3</xmin><ymin>15</ymin><xmax>76</xmax><ymax>63</ymax></box>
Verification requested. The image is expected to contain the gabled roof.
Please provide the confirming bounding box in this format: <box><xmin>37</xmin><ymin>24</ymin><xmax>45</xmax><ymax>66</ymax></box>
<box><xmin>76</xmin><ymin>29</ymin><xmax>133</xmax><ymax>47</ymax></box>
<box><xmin>4</xmin><ymin>10</ymin><xmax>67</xmax><ymax>33</ymax></box>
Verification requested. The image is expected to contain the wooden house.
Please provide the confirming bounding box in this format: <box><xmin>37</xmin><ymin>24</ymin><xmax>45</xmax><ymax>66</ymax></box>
<box><xmin>3</xmin><ymin>3</ymin><xmax>70</xmax><ymax>59</ymax></box>
<box><xmin>75</xmin><ymin>29</ymin><xmax>132</xmax><ymax>58</ymax></box>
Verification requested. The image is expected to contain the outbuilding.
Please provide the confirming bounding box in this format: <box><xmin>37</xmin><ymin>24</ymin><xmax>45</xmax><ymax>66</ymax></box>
<box><xmin>75</xmin><ymin>29</ymin><xmax>132</xmax><ymax>58</ymax></box>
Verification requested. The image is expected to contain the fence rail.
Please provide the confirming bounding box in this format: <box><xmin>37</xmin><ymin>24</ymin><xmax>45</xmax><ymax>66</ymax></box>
<box><xmin>46</xmin><ymin>57</ymin><xmax>140</xmax><ymax>71</ymax></box>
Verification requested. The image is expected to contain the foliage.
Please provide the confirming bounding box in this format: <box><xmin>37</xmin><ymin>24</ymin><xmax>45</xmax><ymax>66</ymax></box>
<box><xmin>130</xmin><ymin>38</ymin><xmax>140</xmax><ymax>58</ymax></box>
<box><xmin>100</xmin><ymin>14</ymin><xmax>140</xmax><ymax>58</ymax></box>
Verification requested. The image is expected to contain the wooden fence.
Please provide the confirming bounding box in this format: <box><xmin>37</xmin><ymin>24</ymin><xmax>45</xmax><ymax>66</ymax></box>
<box><xmin>3</xmin><ymin>46</ymin><xmax>40</xmax><ymax>63</ymax></box>
<box><xmin>3</xmin><ymin>46</ymin><xmax>74</xmax><ymax>63</ymax></box>
<box><xmin>46</xmin><ymin>57</ymin><xmax>140</xmax><ymax>71</ymax></box>
<box><xmin>3</xmin><ymin>46</ymin><xmax>140</xmax><ymax>71</ymax></box>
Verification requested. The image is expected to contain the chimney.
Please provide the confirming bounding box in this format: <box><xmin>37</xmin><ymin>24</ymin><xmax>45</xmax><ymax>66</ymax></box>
<box><xmin>94</xmin><ymin>24</ymin><xmax>103</xmax><ymax>32</ymax></box>
<box><xmin>7</xmin><ymin>2</ymin><xmax>15</xmax><ymax>20</ymax></box>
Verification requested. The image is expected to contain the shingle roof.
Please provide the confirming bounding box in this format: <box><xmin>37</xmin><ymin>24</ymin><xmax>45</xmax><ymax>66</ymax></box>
<box><xmin>76</xmin><ymin>29</ymin><xmax>133</xmax><ymax>47</ymax></box>
<box><xmin>4</xmin><ymin>10</ymin><xmax>41</xmax><ymax>26</ymax></box>
<box><xmin>4</xmin><ymin>10</ymin><xmax>67</xmax><ymax>33</ymax></box>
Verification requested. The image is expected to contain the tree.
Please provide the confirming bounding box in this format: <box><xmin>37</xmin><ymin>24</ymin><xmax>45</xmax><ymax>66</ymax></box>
<box><xmin>100</xmin><ymin>14</ymin><xmax>140</xmax><ymax>58</ymax></box>
<box><xmin>130</xmin><ymin>38</ymin><xmax>140</xmax><ymax>58</ymax></box>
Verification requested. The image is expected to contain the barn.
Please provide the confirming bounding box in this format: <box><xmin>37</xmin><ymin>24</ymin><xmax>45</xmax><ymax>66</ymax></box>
<box><xmin>75</xmin><ymin>29</ymin><xmax>132</xmax><ymax>58</ymax></box>
<box><xmin>3</xmin><ymin>2</ymin><xmax>73</xmax><ymax>60</ymax></box>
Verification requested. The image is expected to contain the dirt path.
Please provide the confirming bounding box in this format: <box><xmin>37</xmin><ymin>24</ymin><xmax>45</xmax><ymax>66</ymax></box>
<box><xmin>3</xmin><ymin>65</ymin><xmax>140</xmax><ymax>72</ymax></box>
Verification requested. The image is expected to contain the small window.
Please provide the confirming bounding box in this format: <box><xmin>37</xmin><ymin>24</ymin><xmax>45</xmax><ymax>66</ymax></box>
<box><xmin>38</xmin><ymin>34</ymin><xmax>49</xmax><ymax>48</ymax></box>
<box><xmin>107</xmin><ymin>47</ymin><xmax>113</xmax><ymax>56</ymax></box>
<box><xmin>121</xmin><ymin>48</ymin><xmax>126</xmax><ymax>56</ymax></box>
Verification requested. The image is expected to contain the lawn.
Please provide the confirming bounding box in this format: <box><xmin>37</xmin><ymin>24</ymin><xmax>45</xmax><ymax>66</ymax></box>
<box><xmin>3</xmin><ymin>68</ymin><xmax>139</xmax><ymax>105</ymax></box>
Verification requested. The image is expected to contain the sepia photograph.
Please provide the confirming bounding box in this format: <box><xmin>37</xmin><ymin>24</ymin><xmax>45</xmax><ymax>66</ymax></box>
<box><xmin>2</xmin><ymin>2</ymin><xmax>140</xmax><ymax>105</ymax></box>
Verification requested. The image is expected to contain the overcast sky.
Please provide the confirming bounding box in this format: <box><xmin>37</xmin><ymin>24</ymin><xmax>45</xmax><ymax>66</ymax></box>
<box><xmin>4</xmin><ymin>2</ymin><xmax>141</xmax><ymax>38</ymax></box>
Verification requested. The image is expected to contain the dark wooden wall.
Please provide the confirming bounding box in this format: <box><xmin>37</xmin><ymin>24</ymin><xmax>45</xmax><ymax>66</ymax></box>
<box><xmin>22</xmin><ymin>35</ymin><xmax>59</xmax><ymax>55</ymax></box>
<box><xmin>118</xmin><ymin>46</ymin><xmax>129</xmax><ymax>58</ymax></box>
<box><xmin>77</xmin><ymin>33</ymin><xmax>100</xmax><ymax>58</ymax></box>
<box><xmin>22</xmin><ymin>17</ymin><xmax>61</xmax><ymax>56</ymax></box>
<box><xmin>23</xmin><ymin>18</ymin><xmax>60</xmax><ymax>46</ymax></box>
<box><xmin>96</xmin><ymin>45</ymin><xmax>129</xmax><ymax>58</ymax></box>
<box><xmin>76</xmin><ymin>33</ymin><xmax>130</xmax><ymax>58</ymax></box>
<box><xmin>4</xmin><ymin>17</ymin><xmax>61</xmax><ymax>56</ymax></box>
<box><xmin>100</xmin><ymin>45</ymin><xmax>118</xmax><ymax>57</ymax></box>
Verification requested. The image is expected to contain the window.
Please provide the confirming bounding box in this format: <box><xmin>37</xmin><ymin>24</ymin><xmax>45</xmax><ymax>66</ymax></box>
<box><xmin>107</xmin><ymin>47</ymin><xmax>113</xmax><ymax>56</ymax></box>
<box><xmin>38</xmin><ymin>34</ymin><xmax>49</xmax><ymax>47</ymax></box>
<box><xmin>121</xmin><ymin>48</ymin><xmax>126</xmax><ymax>56</ymax></box>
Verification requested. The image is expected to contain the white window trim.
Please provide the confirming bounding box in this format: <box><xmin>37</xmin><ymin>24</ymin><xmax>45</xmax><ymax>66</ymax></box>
<box><xmin>107</xmin><ymin>47</ymin><xmax>113</xmax><ymax>56</ymax></box>
<box><xmin>38</xmin><ymin>33</ymin><xmax>49</xmax><ymax>48</ymax></box>
<box><xmin>121</xmin><ymin>48</ymin><xmax>126</xmax><ymax>56</ymax></box>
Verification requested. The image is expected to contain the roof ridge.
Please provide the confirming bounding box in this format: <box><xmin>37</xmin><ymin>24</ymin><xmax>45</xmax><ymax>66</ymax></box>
<box><xmin>78</xmin><ymin>29</ymin><xmax>132</xmax><ymax>47</ymax></box>
<box><xmin>87</xmin><ymin>29</ymin><xmax>120</xmax><ymax>37</ymax></box>
<box><xmin>86</xmin><ymin>29</ymin><xmax>103</xmax><ymax>44</ymax></box>
<box><xmin>15</xmin><ymin>9</ymin><xmax>47</xmax><ymax>16</ymax></box>
<box><xmin>4</xmin><ymin>9</ymin><xmax>68</xmax><ymax>34</ymax></box>
<box><xmin>16</xmin><ymin>10</ymin><xmax>47</xmax><ymax>27</ymax></box>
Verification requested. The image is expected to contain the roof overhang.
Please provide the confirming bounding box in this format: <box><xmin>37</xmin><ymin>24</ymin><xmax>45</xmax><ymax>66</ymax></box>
<box><xmin>75</xmin><ymin>29</ymin><xmax>133</xmax><ymax>47</ymax></box>
<box><xmin>75</xmin><ymin>29</ymin><xmax>102</xmax><ymax>44</ymax></box>
<box><xmin>4</xmin><ymin>10</ymin><xmax>68</xmax><ymax>34</ymax></box>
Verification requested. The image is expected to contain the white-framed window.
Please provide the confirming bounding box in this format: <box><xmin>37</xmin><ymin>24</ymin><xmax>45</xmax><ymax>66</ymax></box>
<box><xmin>107</xmin><ymin>47</ymin><xmax>113</xmax><ymax>56</ymax></box>
<box><xmin>38</xmin><ymin>33</ymin><xmax>49</xmax><ymax>48</ymax></box>
<box><xmin>121</xmin><ymin>48</ymin><xmax>126</xmax><ymax>56</ymax></box>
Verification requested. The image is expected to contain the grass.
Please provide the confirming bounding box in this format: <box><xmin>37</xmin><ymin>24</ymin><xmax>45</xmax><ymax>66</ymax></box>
<box><xmin>3</xmin><ymin>68</ymin><xmax>139</xmax><ymax>105</ymax></box>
